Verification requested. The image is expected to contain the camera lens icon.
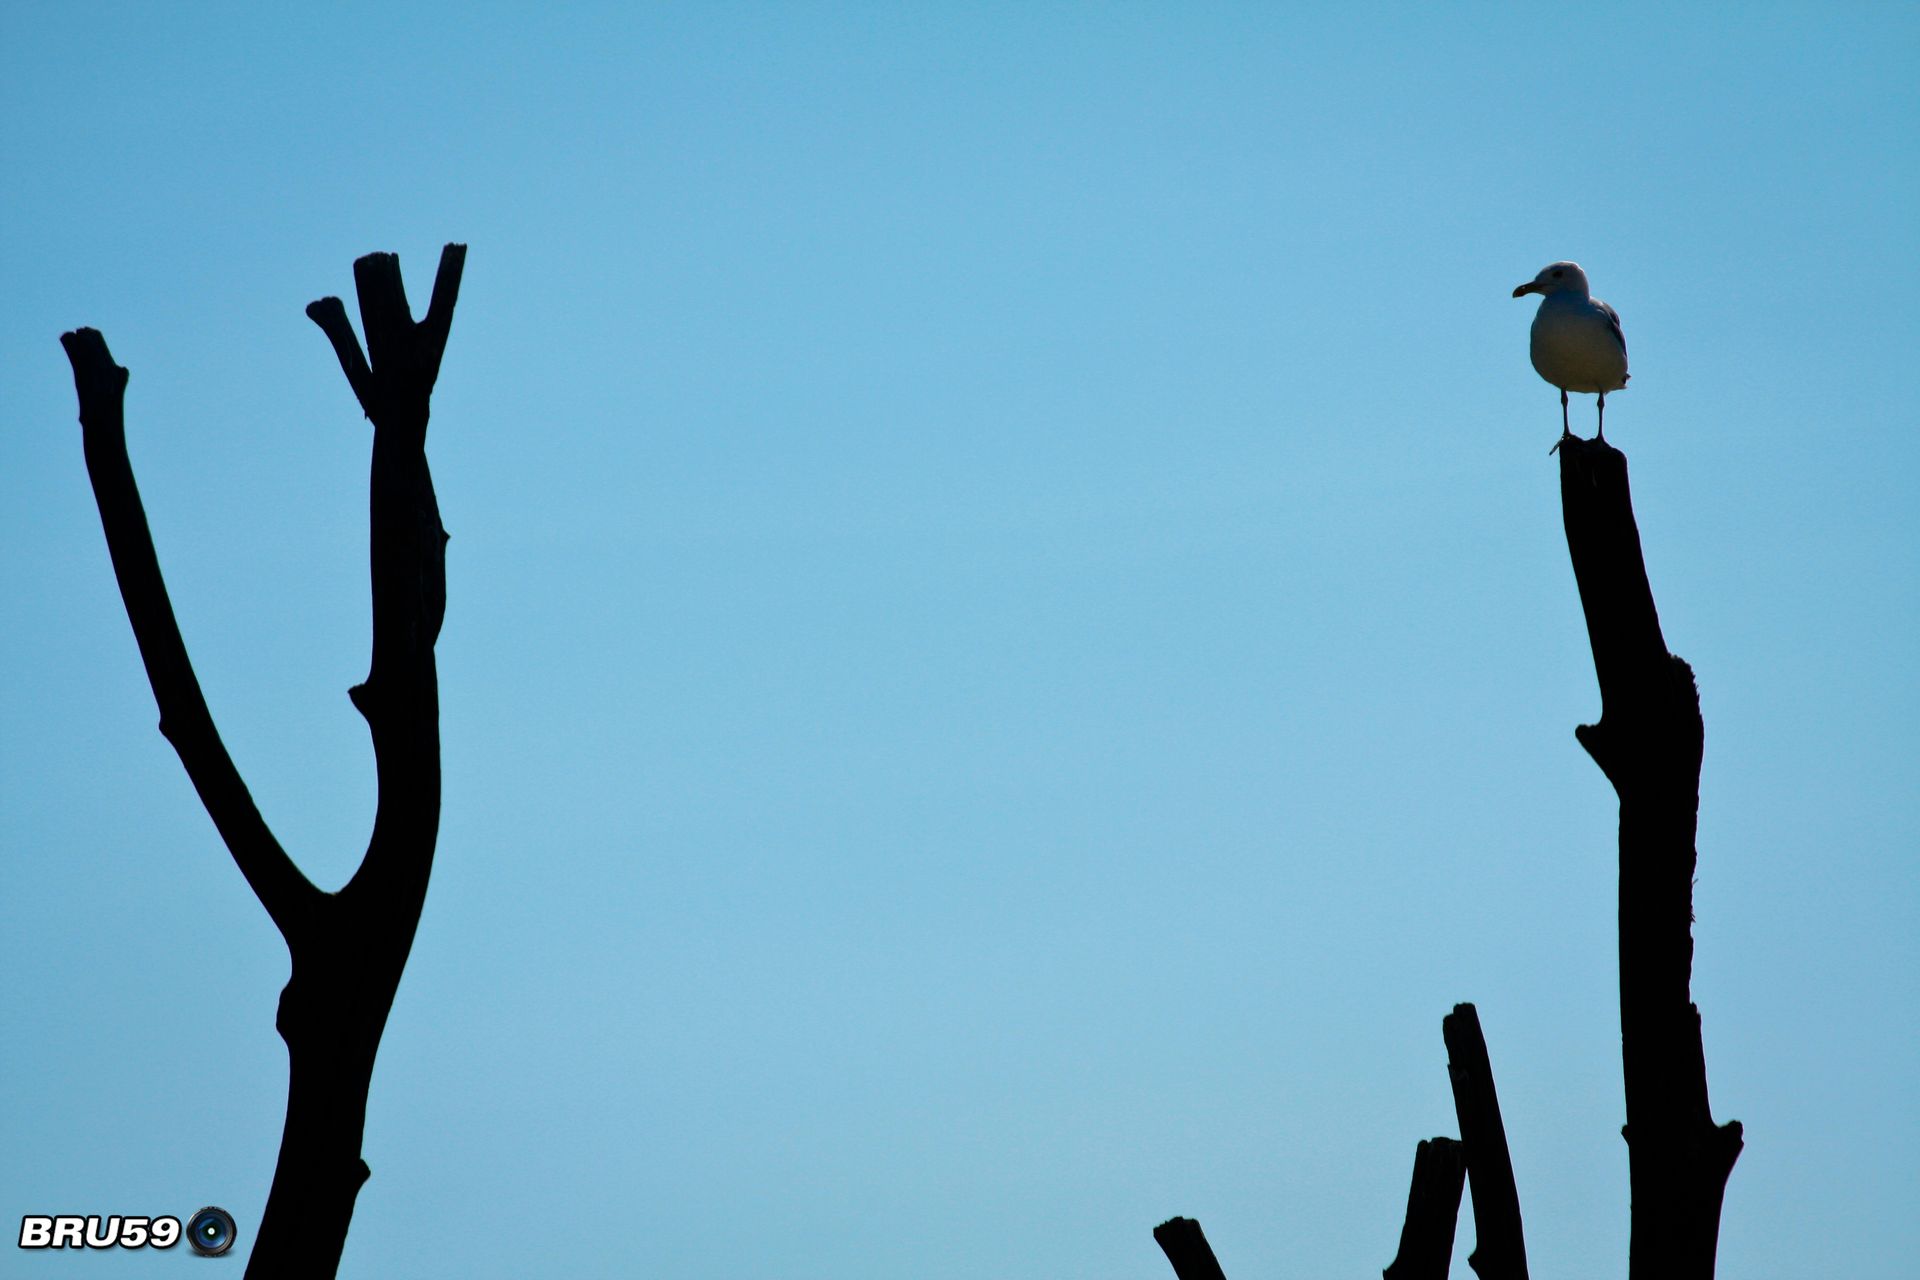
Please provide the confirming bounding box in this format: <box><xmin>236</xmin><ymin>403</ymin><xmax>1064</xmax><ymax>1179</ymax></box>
<box><xmin>186</xmin><ymin>1206</ymin><xmax>237</xmax><ymax>1257</ymax></box>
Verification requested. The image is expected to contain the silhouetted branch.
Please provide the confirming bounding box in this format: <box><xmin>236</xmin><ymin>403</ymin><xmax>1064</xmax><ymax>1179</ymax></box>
<box><xmin>304</xmin><ymin>297</ymin><xmax>375</xmax><ymax>415</ymax></box>
<box><xmin>59</xmin><ymin>328</ymin><xmax>322</xmax><ymax>943</ymax></box>
<box><xmin>1443</xmin><ymin>1004</ymin><xmax>1527</xmax><ymax>1280</ymax></box>
<box><xmin>1557</xmin><ymin>435</ymin><xmax>1741</xmax><ymax>1278</ymax></box>
<box><xmin>1384</xmin><ymin>1136</ymin><xmax>1465</xmax><ymax>1280</ymax></box>
<box><xmin>65</xmin><ymin>244</ymin><xmax>465</xmax><ymax>1280</ymax></box>
<box><xmin>307</xmin><ymin>245</ymin><xmax>466</xmax><ymax>438</ymax></box>
<box><xmin>419</xmin><ymin>243</ymin><xmax>466</xmax><ymax>386</ymax></box>
<box><xmin>1154</xmin><ymin>1216</ymin><xmax>1230</xmax><ymax>1280</ymax></box>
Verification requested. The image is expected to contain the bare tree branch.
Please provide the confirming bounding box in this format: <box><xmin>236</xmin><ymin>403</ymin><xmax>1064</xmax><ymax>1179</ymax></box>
<box><xmin>1557</xmin><ymin>435</ymin><xmax>1741</xmax><ymax>1279</ymax></box>
<box><xmin>1154</xmin><ymin>1217</ymin><xmax>1230</xmax><ymax>1280</ymax></box>
<box><xmin>303</xmin><ymin>297</ymin><xmax>375</xmax><ymax>417</ymax></box>
<box><xmin>59</xmin><ymin>327</ymin><xmax>322</xmax><ymax>943</ymax></box>
<box><xmin>1384</xmin><ymin>1136</ymin><xmax>1466</xmax><ymax>1280</ymax></box>
<box><xmin>65</xmin><ymin>242</ymin><xmax>465</xmax><ymax>1278</ymax></box>
<box><xmin>419</xmin><ymin>242</ymin><xmax>467</xmax><ymax>386</ymax></box>
<box><xmin>1443</xmin><ymin>1003</ymin><xmax>1528</xmax><ymax>1280</ymax></box>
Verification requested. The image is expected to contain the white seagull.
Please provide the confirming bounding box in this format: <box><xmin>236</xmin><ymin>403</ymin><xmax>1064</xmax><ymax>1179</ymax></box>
<box><xmin>1513</xmin><ymin>261</ymin><xmax>1629</xmax><ymax>441</ymax></box>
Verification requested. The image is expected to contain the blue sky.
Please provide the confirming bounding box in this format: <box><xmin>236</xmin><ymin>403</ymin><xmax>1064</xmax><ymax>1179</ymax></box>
<box><xmin>4</xmin><ymin>3</ymin><xmax>1915</xmax><ymax>1275</ymax></box>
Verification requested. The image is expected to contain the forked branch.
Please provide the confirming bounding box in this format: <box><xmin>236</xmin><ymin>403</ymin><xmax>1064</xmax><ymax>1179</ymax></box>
<box><xmin>64</xmin><ymin>243</ymin><xmax>466</xmax><ymax>1278</ymax></box>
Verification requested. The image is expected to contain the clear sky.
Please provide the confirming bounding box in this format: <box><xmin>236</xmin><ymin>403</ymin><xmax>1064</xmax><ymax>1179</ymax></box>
<box><xmin>4</xmin><ymin>3</ymin><xmax>1915</xmax><ymax>1276</ymax></box>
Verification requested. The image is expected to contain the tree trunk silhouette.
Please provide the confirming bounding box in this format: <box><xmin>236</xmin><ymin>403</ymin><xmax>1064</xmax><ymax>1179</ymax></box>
<box><xmin>1443</xmin><ymin>1004</ymin><xmax>1527</xmax><ymax>1280</ymax></box>
<box><xmin>1383</xmin><ymin>1136</ymin><xmax>1465</xmax><ymax>1280</ymax></box>
<box><xmin>61</xmin><ymin>244</ymin><xmax>465</xmax><ymax>1279</ymax></box>
<box><xmin>1154</xmin><ymin>1216</ymin><xmax>1231</xmax><ymax>1280</ymax></box>
<box><xmin>1557</xmin><ymin>435</ymin><xmax>1742</xmax><ymax>1278</ymax></box>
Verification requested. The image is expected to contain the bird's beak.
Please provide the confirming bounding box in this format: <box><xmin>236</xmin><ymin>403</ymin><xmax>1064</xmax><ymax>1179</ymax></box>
<box><xmin>1512</xmin><ymin>281</ymin><xmax>1541</xmax><ymax>298</ymax></box>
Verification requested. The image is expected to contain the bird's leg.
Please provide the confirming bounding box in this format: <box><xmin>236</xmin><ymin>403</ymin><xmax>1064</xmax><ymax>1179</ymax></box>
<box><xmin>1560</xmin><ymin>388</ymin><xmax>1570</xmax><ymax>439</ymax></box>
<box><xmin>1596</xmin><ymin>391</ymin><xmax>1607</xmax><ymax>442</ymax></box>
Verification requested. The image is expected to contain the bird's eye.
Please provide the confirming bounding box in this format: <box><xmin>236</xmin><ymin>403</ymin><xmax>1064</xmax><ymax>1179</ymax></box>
<box><xmin>1551</xmin><ymin>268</ymin><xmax>1564</xmax><ymax>279</ymax></box>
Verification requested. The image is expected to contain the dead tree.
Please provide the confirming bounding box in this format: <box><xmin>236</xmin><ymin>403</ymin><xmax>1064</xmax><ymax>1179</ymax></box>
<box><xmin>1558</xmin><ymin>435</ymin><xmax>1742</xmax><ymax>1277</ymax></box>
<box><xmin>1153</xmin><ymin>438</ymin><xmax>1740</xmax><ymax>1280</ymax></box>
<box><xmin>61</xmin><ymin>244</ymin><xmax>465</xmax><ymax>1279</ymax></box>
<box><xmin>1152</xmin><ymin>1007</ymin><xmax>1521</xmax><ymax>1280</ymax></box>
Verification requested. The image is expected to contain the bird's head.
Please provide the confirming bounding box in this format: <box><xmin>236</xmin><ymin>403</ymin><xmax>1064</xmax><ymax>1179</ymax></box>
<box><xmin>1512</xmin><ymin>261</ymin><xmax>1590</xmax><ymax>299</ymax></box>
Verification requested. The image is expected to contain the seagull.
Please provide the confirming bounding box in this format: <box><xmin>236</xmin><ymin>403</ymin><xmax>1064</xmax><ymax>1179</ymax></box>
<box><xmin>1513</xmin><ymin>261</ymin><xmax>1629</xmax><ymax>441</ymax></box>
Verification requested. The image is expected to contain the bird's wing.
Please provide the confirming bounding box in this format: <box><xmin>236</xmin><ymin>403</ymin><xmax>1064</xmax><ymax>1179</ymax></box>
<box><xmin>1596</xmin><ymin>300</ymin><xmax>1627</xmax><ymax>356</ymax></box>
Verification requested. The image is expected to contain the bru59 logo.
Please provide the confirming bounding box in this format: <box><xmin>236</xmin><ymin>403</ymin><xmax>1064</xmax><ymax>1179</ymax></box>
<box><xmin>19</xmin><ymin>1206</ymin><xmax>236</xmax><ymax>1255</ymax></box>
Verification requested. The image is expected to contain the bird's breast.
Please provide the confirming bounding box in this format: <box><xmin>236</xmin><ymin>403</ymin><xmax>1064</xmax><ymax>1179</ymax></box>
<box><xmin>1529</xmin><ymin>304</ymin><xmax>1628</xmax><ymax>394</ymax></box>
